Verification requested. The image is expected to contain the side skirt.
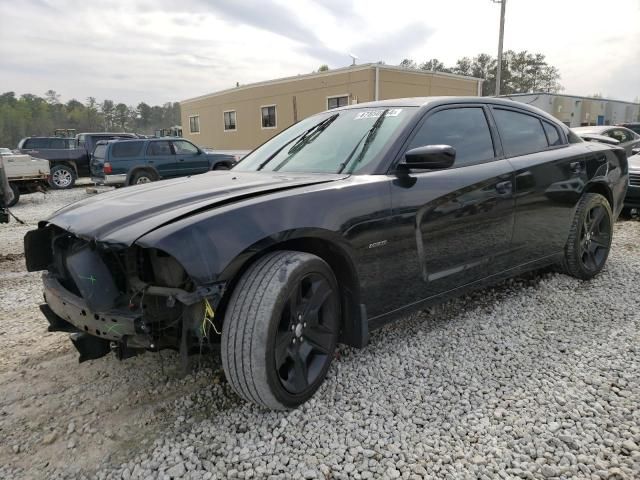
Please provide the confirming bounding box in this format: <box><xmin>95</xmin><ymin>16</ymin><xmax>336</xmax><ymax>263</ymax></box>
<box><xmin>367</xmin><ymin>252</ymin><xmax>563</xmax><ymax>332</ymax></box>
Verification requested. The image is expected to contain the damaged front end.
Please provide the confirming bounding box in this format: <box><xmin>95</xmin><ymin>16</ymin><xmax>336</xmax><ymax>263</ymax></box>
<box><xmin>25</xmin><ymin>224</ymin><xmax>226</xmax><ymax>366</ymax></box>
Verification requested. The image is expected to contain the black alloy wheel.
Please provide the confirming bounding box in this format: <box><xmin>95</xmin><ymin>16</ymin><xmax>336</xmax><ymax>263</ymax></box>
<box><xmin>579</xmin><ymin>203</ymin><xmax>611</xmax><ymax>272</ymax></box>
<box><xmin>274</xmin><ymin>272</ymin><xmax>338</xmax><ymax>395</ymax></box>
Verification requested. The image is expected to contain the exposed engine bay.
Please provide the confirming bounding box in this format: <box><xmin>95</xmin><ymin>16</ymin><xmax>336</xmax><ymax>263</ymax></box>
<box><xmin>25</xmin><ymin>223</ymin><xmax>226</xmax><ymax>368</ymax></box>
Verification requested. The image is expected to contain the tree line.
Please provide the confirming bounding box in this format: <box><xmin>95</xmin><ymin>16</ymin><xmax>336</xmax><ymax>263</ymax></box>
<box><xmin>399</xmin><ymin>50</ymin><xmax>563</xmax><ymax>96</ymax></box>
<box><xmin>0</xmin><ymin>90</ymin><xmax>181</xmax><ymax>148</ymax></box>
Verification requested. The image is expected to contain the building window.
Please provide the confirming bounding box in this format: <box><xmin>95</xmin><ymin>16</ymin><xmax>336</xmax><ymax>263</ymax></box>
<box><xmin>189</xmin><ymin>115</ymin><xmax>200</xmax><ymax>134</ymax></box>
<box><xmin>224</xmin><ymin>111</ymin><xmax>237</xmax><ymax>131</ymax></box>
<box><xmin>327</xmin><ymin>95</ymin><xmax>349</xmax><ymax>110</ymax></box>
<box><xmin>261</xmin><ymin>105</ymin><xmax>277</xmax><ymax>129</ymax></box>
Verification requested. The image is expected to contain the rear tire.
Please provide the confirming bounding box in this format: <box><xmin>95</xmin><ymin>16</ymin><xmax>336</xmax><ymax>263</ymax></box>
<box><xmin>129</xmin><ymin>170</ymin><xmax>156</xmax><ymax>185</ymax></box>
<box><xmin>221</xmin><ymin>251</ymin><xmax>340</xmax><ymax>410</ymax></box>
<box><xmin>561</xmin><ymin>193</ymin><xmax>612</xmax><ymax>280</ymax></box>
<box><xmin>213</xmin><ymin>163</ymin><xmax>230</xmax><ymax>171</ymax></box>
<box><xmin>7</xmin><ymin>183</ymin><xmax>19</xmax><ymax>207</ymax></box>
<box><xmin>49</xmin><ymin>164</ymin><xmax>76</xmax><ymax>189</ymax></box>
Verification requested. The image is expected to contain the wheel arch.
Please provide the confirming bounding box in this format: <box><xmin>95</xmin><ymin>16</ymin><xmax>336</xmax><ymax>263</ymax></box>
<box><xmin>583</xmin><ymin>180</ymin><xmax>613</xmax><ymax>209</ymax></box>
<box><xmin>126</xmin><ymin>165</ymin><xmax>160</xmax><ymax>185</ymax></box>
<box><xmin>216</xmin><ymin>233</ymin><xmax>367</xmax><ymax>348</ymax></box>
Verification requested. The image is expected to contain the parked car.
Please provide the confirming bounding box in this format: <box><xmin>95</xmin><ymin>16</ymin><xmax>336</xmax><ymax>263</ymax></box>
<box><xmin>617</xmin><ymin>122</ymin><xmax>640</xmax><ymax>135</ymax></box>
<box><xmin>25</xmin><ymin>97</ymin><xmax>627</xmax><ymax>410</ymax></box>
<box><xmin>623</xmin><ymin>148</ymin><xmax>640</xmax><ymax>214</ymax></box>
<box><xmin>573</xmin><ymin>126</ymin><xmax>640</xmax><ymax>157</ymax></box>
<box><xmin>2</xmin><ymin>151</ymin><xmax>49</xmax><ymax>206</ymax></box>
<box><xmin>89</xmin><ymin>137</ymin><xmax>247</xmax><ymax>186</ymax></box>
<box><xmin>17</xmin><ymin>132</ymin><xmax>137</xmax><ymax>189</ymax></box>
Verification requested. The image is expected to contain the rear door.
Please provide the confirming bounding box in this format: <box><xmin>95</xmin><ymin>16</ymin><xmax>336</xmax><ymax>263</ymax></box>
<box><xmin>490</xmin><ymin>107</ymin><xmax>586</xmax><ymax>263</ymax></box>
<box><xmin>381</xmin><ymin>105</ymin><xmax>515</xmax><ymax>315</ymax></box>
<box><xmin>172</xmin><ymin>140</ymin><xmax>208</xmax><ymax>175</ymax></box>
<box><xmin>145</xmin><ymin>140</ymin><xmax>178</xmax><ymax>178</ymax></box>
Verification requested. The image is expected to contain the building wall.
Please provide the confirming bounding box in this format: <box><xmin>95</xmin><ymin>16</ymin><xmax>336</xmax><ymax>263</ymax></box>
<box><xmin>504</xmin><ymin>93</ymin><xmax>639</xmax><ymax>127</ymax></box>
<box><xmin>181</xmin><ymin>68</ymin><xmax>374</xmax><ymax>150</ymax></box>
<box><xmin>378</xmin><ymin>69</ymin><xmax>479</xmax><ymax>100</ymax></box>
<box><xmin>181</xmin><ymin>66</ymin><xmax>481</xmax><ymax>150</ymax></box>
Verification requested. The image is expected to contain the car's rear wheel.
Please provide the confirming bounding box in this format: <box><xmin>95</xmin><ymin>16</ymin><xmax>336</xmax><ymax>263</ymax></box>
<box><xmin>561</xmin><ymin>193</ymin><xmax>612</xmax><ymax>280</ymax></box>
<box><xmin>130</xmin><ymin>170</ymin><xmax>155</xmax><ymax>185</ymax></box>
<box><xmin>221</xmin><ymin>251</ymin><xmax>340</xmax><ymax>410</ymax></box>
<box><xmin>49</xmin><ymin>164</ymin><xmax>76</xmax><ymax>189</ymax></box>
<box><xmin>7</xmin><ymin>183</ymin><xmax>20</xmax><ymax>207</ymax></box>
<box><xmin>213</xmin><ymin>163</ymin><xmax>230</xmax><ymax>171</ymax></box>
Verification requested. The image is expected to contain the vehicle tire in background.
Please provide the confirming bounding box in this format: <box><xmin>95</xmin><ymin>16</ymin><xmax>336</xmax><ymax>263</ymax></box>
<box><xmin>49</xmin><ymin>164</ymin><xmax>76</xmax><ymax>189</ymax></box>
<box><xmin>129</xmin><ymin>170</ymin><xmax>156</xmax><ymax>185</ymax></box>
<box><xmin>221</xmin><ymin>251</ymin><xmax>340</xmax><ymax>410</ymax></box>
<box><xmin>7</xmin><ymin>183</ymin><xmax>19</xmax><ymax>207</ymax></box>
<box><xmin>561</xmin><ymin>193</ymin><xmax>612</xmax><ymax>280</ymax></box>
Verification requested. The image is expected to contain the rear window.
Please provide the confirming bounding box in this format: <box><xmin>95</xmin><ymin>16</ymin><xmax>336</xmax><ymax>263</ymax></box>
<box><xmin>49</xmin><ymin>138</ymin><xmax>67</xmax><ymax>149</ymax></box>
<box><xmin>112</xmin><ymin>141</ymin><xmax>143</xmax><ymax>158</ymax></box>
<box><xmin>93</xmin><ymin>144</ymin><xmax>107</xmax><ymax>159</ymax></box>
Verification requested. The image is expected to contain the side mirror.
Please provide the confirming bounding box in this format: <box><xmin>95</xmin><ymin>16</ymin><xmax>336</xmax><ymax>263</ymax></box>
<box><xmin>403</xmin><ymin>145</ymin><xmax>456</xmax><ymax>170</ymax></box>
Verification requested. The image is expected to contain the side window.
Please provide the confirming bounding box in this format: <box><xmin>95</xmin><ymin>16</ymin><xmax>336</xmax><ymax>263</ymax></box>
<box><xmin>173</xmin><ymin>140</ymin><xmax>199</xmax><ymax>155</ymax></box>
<box><xmin>77</xmin><ymin>135</ymin><xmax>86</xmax><ymax>148</ymax></box>
<box><xmin>612</xmin><ymin>129</ymin><xmax>633</xmax><ymax>143</ymax></box>
<box><xmin>409</xmin><ymin>107</ymin><xmax>495</xmax><ymax>167</ymax></box>
<box><xmin>112</xmin><ymin>141</ymin><xmax>144</xmax><ymax>158</ymax></box>
<box><xmin>493</xmin><ymin>109</ymin><xmax>548</xmax><ymax>157</ymax></box>
<box><xmin>327</xmin><ymin>95</ymin><xmax>349</xmax><ymax>110</ymax></box>
<box><xmin>189</xmin><ymin>115</ymin><xmax>200</xmax><ymax>134</ymax></box>
<box><xmin>542</xmin><ymin>121</ymin><xmax>563</xmax><ymax>146</ymax></box>
<box><xmin>147</xmin><ymin>141</ymin><xmax>173</xmax><ymax>156</ymax></box>
<box><xmin>261</xmin><ymin>105</ymin><xmax>277</xmax><ymax>129</ymax></box>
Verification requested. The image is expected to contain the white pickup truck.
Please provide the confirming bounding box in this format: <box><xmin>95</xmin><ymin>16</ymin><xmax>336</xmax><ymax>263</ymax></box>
<box><xmin>0</xmin><ymin>148</ymin><xmax>50</xmax><ymax>206</ymax></box>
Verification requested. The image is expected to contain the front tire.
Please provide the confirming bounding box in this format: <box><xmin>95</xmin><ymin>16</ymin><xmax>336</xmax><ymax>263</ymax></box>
<box><xmin>49</xmin><ymin>164</ymin><xmax>76</xmax><ymax>189</ymax></box>
<box><xmin>221</xmin><ymin>251</ymin><xmax>340</xmax><ymax>410</ymax></box>
<box><xmin>561</xmin><ymin>193</ymin><xmax>612</xmax><ymax>280</ymax></box>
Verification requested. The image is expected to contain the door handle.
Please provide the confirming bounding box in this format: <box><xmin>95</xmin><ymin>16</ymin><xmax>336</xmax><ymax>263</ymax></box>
<box><xmin>569</xmin><ymin>161</ymin><xmax>584</xmax><ymax>173</ymax></box>
<box><xmin>495</xmin><ymin>180</ymin><xmax>512</xmax><ymax>195</ymax></box>
<box><xmin>148</xmin><ymin>160</ymin><xmax>154</xmax><ymax>164</ymax></box>
<box><xmin>178</xmin><ymin>158</ymin><xmax>185</xmax><ymax>162</ymax></box>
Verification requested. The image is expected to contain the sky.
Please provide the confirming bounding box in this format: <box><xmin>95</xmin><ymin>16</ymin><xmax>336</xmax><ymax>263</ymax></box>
<box><xmin>0</xmin><ymin>0</ymin><xmax>639</xmax><ymax>106</ymax></box>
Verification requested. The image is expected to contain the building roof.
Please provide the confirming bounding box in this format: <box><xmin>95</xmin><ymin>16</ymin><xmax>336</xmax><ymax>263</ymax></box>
<box><xmin>181</xmin><ymin>63</ymin><xmax>484</xmax><ymax>105</ymax></box>
<box><xmin>501</xmin><ymin>92</ymin><xmax>640</xmax><ymax>106</ymax></box>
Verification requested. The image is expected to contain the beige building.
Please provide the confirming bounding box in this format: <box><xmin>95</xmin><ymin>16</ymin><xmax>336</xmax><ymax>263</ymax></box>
<box><xmin>180</xmin><ymin>64</ymin><xmax>483</xmax><ymax>150</ymax></box>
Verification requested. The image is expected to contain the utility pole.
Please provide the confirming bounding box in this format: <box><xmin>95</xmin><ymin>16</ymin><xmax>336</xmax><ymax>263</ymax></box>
<box><xmin>492</xmin><ymin>0</ymin><xmax>507</xmax><ymax>96</ymax></box>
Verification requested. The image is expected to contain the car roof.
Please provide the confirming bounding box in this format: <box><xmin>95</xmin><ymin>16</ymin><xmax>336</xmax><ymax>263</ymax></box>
<box><xmin>330</xmin><ymin>96</ymin><xmax>561</xmax><ymax>121</ymax></box>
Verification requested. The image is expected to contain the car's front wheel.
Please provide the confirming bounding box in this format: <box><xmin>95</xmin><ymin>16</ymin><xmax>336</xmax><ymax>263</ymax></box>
<box><xmin>561</xmin><ymin>193</ymin><xmax>613</xmax><ymax>280</ymax></box>
<box><xmin>221</xmin><ymin>251</ymin><xmax>340</xmax><ymax>410</ymax></box>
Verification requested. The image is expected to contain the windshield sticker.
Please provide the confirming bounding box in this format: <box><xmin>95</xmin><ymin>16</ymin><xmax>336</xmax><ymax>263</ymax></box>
<box><xmin>354</xmin><ymin>109</ymin><xmax>403</xmax><ymax>120</ymax></box>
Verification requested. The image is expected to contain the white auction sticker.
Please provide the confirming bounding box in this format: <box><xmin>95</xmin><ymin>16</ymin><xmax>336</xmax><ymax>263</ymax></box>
<box><xmin>354</xmin><ymin>109</ymin><xmax>403</xmax><ymax>120</ymax></box>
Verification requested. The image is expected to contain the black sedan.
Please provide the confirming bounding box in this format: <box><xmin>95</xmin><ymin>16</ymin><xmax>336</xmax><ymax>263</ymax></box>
<box><xmin>24</xmin><ymin>97</ymin><xmax>628</xmax><ymax>410</ymax></box>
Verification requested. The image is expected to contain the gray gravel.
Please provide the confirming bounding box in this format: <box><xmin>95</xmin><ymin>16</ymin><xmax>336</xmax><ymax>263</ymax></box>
<box><xmin>1</xmin><ymin>188</ymin><xmax>639</xmax><ymax>479</ymax></box>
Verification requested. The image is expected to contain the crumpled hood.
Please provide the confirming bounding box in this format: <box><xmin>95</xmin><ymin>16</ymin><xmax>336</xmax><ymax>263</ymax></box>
<box><xmin>47</xmin><ymin>171</ymin><xmax>345</xmax><ymax>245</ymax></box>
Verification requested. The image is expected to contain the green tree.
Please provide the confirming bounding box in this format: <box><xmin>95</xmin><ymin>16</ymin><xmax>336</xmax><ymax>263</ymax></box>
<box><xmin>420</xmin><ymin>59</ymin><xmax>450</xmax><ymax>73</ymax></box>
<box><xmin>318</xmin><ymin>64</ymin><xmax>329</xmax><ymax>72</ymax></box>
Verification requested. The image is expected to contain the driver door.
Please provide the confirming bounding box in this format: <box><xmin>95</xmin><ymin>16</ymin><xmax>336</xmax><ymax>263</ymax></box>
<box><xmin>381</xmin><ymin>105</ymin><xmax>515</xmax><ymax>314</ymax></box>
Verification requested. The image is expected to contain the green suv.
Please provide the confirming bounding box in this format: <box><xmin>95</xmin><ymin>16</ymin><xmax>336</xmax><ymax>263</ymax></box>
<box><xmin>90</xmin><ymin>138</ymin><xmax>247</xmax><ymax>186</ymax></box>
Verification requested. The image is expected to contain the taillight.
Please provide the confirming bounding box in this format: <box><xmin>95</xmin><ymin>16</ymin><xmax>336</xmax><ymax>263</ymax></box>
<box><xmin>103</xmin><ymin>162</ymin><xmax>112</xmax><ymax>174</ymax></box>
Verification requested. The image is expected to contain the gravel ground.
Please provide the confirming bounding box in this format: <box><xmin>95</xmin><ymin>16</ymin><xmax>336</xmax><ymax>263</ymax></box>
<box><xmin>1</xmin><ymin>187</ymin><xmax>639</xmax><ymax>480</ymax></box>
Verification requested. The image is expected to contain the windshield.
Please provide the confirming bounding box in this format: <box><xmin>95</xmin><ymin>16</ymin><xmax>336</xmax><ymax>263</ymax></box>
<box><xmin>234</xmin><ymin>107</ymin><xmax>416</xmax><ymax>174</ymax></box>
